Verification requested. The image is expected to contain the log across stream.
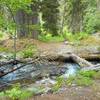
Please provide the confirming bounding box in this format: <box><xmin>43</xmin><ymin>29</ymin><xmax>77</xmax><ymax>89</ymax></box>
<box><xmin>0</xmin><ymin>59</ymin><xmax>80</xmax><ymax>90</ymax></box>
<box><xmin>0</xmin><ymin>53</ymin><xmax>100</xmax><ymax>90</ymax></box>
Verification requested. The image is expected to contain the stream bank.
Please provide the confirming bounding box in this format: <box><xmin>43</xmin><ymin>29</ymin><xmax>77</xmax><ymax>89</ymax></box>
<box><xmin>0</xmin><ymin>34</ymin><xmax>100</xmax><ymax>100</ymax></box>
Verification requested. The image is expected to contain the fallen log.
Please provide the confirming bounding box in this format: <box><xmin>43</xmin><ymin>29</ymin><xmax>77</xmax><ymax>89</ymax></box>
<box><xmin>0</xmin><ymin>60</ymin><xmax>23</xmax><ymax>67</ymax></box>
<box><xmin>70</xmin><ymin>53</ymin><xmax>93</xmax><ymax>67</ymax></box>
<box><xmin>0</xmin><ymin>58</ymin><xmax>39</xmax><ymax>78</ymax></box>
<box><xmin>81</xmin><ymin>64</ymin><xmax>100</xmax><ymax>71</ymax></box>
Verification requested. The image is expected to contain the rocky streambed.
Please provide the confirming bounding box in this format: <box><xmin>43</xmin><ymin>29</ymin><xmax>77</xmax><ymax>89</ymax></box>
<box><xmin>0</xmin><ymin>53</ymin><xmax>80</xmax><ymax>92</ymax></box>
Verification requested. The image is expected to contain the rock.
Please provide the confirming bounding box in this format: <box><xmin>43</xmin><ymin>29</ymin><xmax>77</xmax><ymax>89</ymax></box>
<box><xmin>36</xmin><ymin>77</ymin><xmax>56</xmax><ymax>85</ymax></box>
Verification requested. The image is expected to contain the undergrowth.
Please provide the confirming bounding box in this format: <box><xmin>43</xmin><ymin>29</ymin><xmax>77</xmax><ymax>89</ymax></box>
<box><xmin>0</xmin><ymin>84</ymin><xmax>32</xmax><ymax>100</ymax></box>
<box><xmin>38</xmin><ymin>32</ymin><xmax>90</xmax><ymax>42</ymax></box>
<box><xmin>0</xmin><ymin>45</ymin><xmax>9</xmax><ymax>52</ymax></box>
<box><xmin>20</xmin><ymin>44</ymin><xmax>38</xmax><ymax>58</ymax></box>
<box><xmin>38</xmin><ymin>33</ymin><xmax>64</xmax><ymax>42</ymax></box>
<box><xmin>52</xmin><ymin>70</ymin><xmax>100</xmax><ymax>92</ymax></box>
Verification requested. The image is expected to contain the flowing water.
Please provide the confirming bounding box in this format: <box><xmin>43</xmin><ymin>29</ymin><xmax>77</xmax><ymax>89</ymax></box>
<box><xmin>0</xmin><ymin>61</ymin><xmax>80</xmax><ymax>90</ymax></box>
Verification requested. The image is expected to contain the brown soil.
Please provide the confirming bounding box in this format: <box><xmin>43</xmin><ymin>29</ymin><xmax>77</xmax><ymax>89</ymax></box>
<box><xmin>29</xmin><ymin>81</ymin><xmax>100</xmax><ymax>100</ymax></box>
<box><xmin>1</xmin><ymin>37</ymin><xmax>100</xmax><ymax>60</ymax></box>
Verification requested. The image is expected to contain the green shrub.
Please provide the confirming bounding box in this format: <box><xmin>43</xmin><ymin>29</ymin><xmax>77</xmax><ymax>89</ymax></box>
<box><xmin>22</xmin><ymin>45</ymin><xmax>37</xmax><ymax>58</ymax></box>
<box><xmin>0</xmin><ymin>92</ymin><xmax>5</xmax><ymax>97</ymax></box>
<box><xmin>0</xmin><ymin>84</ymin><xmax>32</xmax><ymax>100</ymax></box>
<box><xmin>75</xmin><ymin>76</ymin><xmax>93</xmax><ymax>86</ymax></box>
<box><xmin>64</xmin><ymin>32</ymin><xmax>89</xmax><ymax>42</ymax></box>
<box><xmin>84</xmin><ymin>9</ymin><xmax>100</xmax><ymax>33</ymax></box>
<box><xmin>22</xmin><ymin>49</ymin><xmax>34</xmax><ymax>58</ymax></box>
<box><xmin>66</xmin><ymin>70</ymin><xmax>97</xmax><ymax>86</ymax></box>
<box><xmin>38</xmin><ymin>32</ymin><xmax>90</xmax><ymax>42</ymax></box>
<box><xmin>78</xmin><ymin>70</ymin><xmax>97</xmax><ymax>78</ymax></box>
<box><xmin>52</xmin><ymin>77</ymin><xmax>64</xmax><ymax>92</ymax></box>
<box><xmin>38</xmin><ymin>33</ymin><xmax>64</xmax><ymax>42</ymax></box>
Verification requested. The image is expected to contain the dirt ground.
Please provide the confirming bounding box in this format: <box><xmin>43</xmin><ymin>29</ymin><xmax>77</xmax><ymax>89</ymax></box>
<box><xmin>29</xmin><ymin>81</ymin><xmax>100</xmax><ymax>100</ymax></box>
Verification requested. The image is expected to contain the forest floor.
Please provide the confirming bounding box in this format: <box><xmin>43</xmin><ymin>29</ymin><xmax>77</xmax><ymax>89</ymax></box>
<box><xmin>29</xmin><ymin>81</ymin><xmax>100</xmax><ymax>100</ymax></box>
<box><xmin>1</xmin><ymin>33</ymin><xmax>100</xmax><ymax>60</ymax></box>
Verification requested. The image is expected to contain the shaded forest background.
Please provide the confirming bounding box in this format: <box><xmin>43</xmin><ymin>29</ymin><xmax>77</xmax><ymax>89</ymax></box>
<box><xmin>0</xmin><ymin>0</ymin><xmax>100</xmax><ymax>39</ymax></box>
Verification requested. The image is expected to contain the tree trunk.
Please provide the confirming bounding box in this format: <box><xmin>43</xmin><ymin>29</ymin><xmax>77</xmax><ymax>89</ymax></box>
<box><xmin>70</xmin><ymin>53</ymin><xmax>93</xmax><ymax>67</ymax></box>
<box><xmin>69</xmin><ymin>0</ymin><xmax>83</xmax><ymax>33</ymax></box>
<box><xmin>15</xmin><ymin>5</ymin><xmax>39</xmax><ymax>39</ymax></box>
<box><xmin>15</xmin><ymin>10</ymin><xmax>28</xmax><ymax>38</ymax></box>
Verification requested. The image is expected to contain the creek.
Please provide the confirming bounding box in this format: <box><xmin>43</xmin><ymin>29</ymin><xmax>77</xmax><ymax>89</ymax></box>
<box><xmin>0</xmin><ymin>58</ymin><xmax>80</xmax><ymax>91</ymax></box>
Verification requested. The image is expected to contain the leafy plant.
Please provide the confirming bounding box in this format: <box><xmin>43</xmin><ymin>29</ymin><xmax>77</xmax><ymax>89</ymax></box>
<box><xmin>66</xmin><ymin>76</ymin><xmax>75</xmax><ymax>86</ymax></box>
<box><xmin>78</xmin><ymin>70</ymin><xmax>97</xmax><ymax>78</ymax></box>
<box><xmin>22</xmin><ymin>45</ymin><xmax>37</xmax><ymax>58</ymax></box>
<box><xmin>66</xmin><ymin>70</ymin><xmax>98</xmax><ymax>86</ymax></box>
<box><xmin>63</xmin><ymin>32</ymin><xmax>89</xmax><ymax>42</ymax></box>
<box><xmin>75</xmin><ymin>76</ymin><xmax>93</xmax><ymax>86</ymax></box>
<box><xmin>38</xmin><ymin>33</ymin><xmax>64</xmax><ymax>42</ymax></box>
<box><xmin>0</xmin><ymin>84</ymin><xmax>32</xmax><ymax>100</ymax></box>
<box><xmin>52</xmin><ymin>77</ymin><xmax>64</xmax><ymax>92</ymax></box>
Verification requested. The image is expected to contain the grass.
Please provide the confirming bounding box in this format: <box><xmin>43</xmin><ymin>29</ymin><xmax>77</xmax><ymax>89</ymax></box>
<box><xmin>38</xmin><ymin>33</ymin><xmax>64</xmax><ymax>42</ymax></box>
<box><xmin>75</xmin><ymin>76</ymin><xmax>93</xmax><ymax>86</ymax></box>
<box><xmin>0</xmin><ymin>84</ymin><xmax>33</xmax><ymax>100</ymax></box>
<box><xmin>19</xmin><ymin>44</ymin><xmax>38</xmax><ymax>58</ymax></box>
<box><xmin>0</xmin><ymin>45</ymin><xmax>9</xmax><ymax>52</ymax></box>
<box><xmin>52</xmin><ymin>77</ymin><xmax>64</xmax><ymax>92</ymax></box>
<box><xmin>66</xmin><ymin>70</ymin><xmax>100</xmax><ymax>87</ymax></box>
<box><xmin>38</xmin><ymin>32</ymin><xmax>90</xmax><ymax>43</ymax></box>
<box><xmin>52</xmin><ymin>70</ymin><xmax>100</xmax><ymax>92</ymax></box>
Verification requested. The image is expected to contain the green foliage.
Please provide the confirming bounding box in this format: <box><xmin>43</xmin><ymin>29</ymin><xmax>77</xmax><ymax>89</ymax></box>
<box><xmin>78</xmin><ymin>70</ymin><xmax>97</xmax><ymax>78</ymax></box>
<box><xmin>41</xmin><ymin>0</ymin><xmax>59</xmax><ymax>35</ymax></box>
<box><xmin>0</xmin><ymin>84</ymin><xmax>32</xmax><ymax>100</ymax></box>
<box><xmin>38</xmin><ymin>32</ymin><xmax>90</xmax><ymax>42</ymax></box>
<box><xmin>22</xmin><ymin>45</ymin><xmax>37</xmax><ymax>58</ymax></box>
<box><xmin>84</xmin><ymin>10</ymin><xmax>100</xmax><ymax>33</ymax></box>
<box><xmin>0</xmin><ymin>92</ymin><xmax>5</xmax><ymax>97</ymax></box>
<box><xmin>0</xmin><ymin>46</ymin><xmax>9</xmax><ymax>52</ymax></box>
<box><xmin>64</xmin><ymin>32</ymin><xmax>89</xmax><ymax>42</ymax></box>
<box><xmin>66</xmin><ymin>76</ymin><xmax>74</xmax><ymax>86</ymax></box>
<box><xmin>0</xmin><ymin>32</ymin><xmax>3</xmax><ymax>38</ymax></box>
<box><xmin>38</xmin><ymin>33</ymin><xmax>64</xmax><ymax>42</ymax></box>
<box><xmin>52</xmin><ymin>77</ymin><xmax>64</xmax><ymax>92</ymax></box>
<box><xmin>75</xmin><ymin>76</ymin><xmax>93</xmax><ymax>86</ymax></box>
<box><xmin>0</xmin><ymin>0</ymin><xmax>33</xmax><ymax>13</ymax></box>
<box><xmin>0</xmin><ymin>0</ymin><xmax>33</xmax><ymax>37</ymax></box>
<box><xmin>66</xmin><ymin>70</ymin><xmax>100</xmax><ymax>86</ymax></box>
<box><xmin>83</xmin><ymin>0</ymin><xmax>100</xmax><ymax>33</ymax></box>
